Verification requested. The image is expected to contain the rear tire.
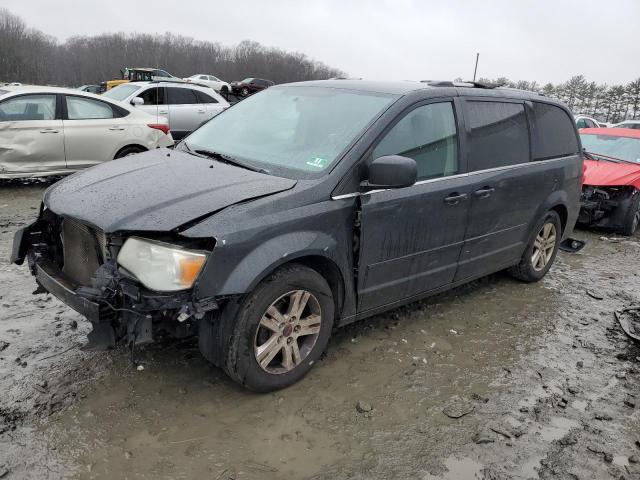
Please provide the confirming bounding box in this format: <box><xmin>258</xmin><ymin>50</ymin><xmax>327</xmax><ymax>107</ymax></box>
<box><xmin>241</xmin><ymin>87</ymin><xmax>250</xmax><ymax>97</ymax></box>
<box><xmin>509</xmin><ymin>210</ymin><xmax>562</xmax><ymax>282</ymax></box>
<box><xmin>199</xmin><ymin>264</ymin><xmax>334</xmax><ymax>392</ymax></box>
<box><xmin>620</xmin><ymin>191</ymin><xmax>640</xmax><ymax>236</ymax></box>
<box><xmin>114</xmin><ymin>146</ymin><xmax>145</xmax><ymax>159</ymax></box>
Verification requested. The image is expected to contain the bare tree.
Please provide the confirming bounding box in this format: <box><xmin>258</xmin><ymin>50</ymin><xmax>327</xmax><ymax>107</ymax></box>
<box><xmin>0</xmin><ymin>8</ymin><xmax>345</xmax><ymax>87</ymax></box>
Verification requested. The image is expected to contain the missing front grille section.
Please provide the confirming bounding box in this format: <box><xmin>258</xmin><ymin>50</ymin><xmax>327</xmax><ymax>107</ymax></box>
<box><xmin>61</xmin><ymin>218</ymin><xmax>104</xmax><ymax>286</ymax></box>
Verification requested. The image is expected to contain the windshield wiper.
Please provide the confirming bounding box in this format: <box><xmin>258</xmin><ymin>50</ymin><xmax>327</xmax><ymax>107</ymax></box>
<box><xmin>583</xmin><ymin>150</ymin><xmax>625</xmax><ymax>164</ymax></box>
<box><xmin>584</xmin><ymin>150</ymin><xmax>639</xmax><ymax>165</ymax></box>
<box><xmin>194</xmin><ymin>149</ymin><xmax>270</xmax><ymax>174</ymax></box>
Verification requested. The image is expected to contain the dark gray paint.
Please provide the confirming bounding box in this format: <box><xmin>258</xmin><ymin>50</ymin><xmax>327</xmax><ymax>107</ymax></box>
<box><xmin>43</xmin><ymin>150</ymin><xmax>296</xmax><ymax>232</ymax></box>
<box><xmin>15</xmin><ymin>80</ymin><xmax>583</xmax><ymax>327</ymax></box>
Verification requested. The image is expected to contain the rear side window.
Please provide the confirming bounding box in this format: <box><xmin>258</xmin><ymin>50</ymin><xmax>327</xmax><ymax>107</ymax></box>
<box><xmin>66</xmin><ymin>96</ymin><xmax>113</xmax><ymax>120</ymax></box>
<box><xmin>0</xmin><ymin>94</ymin><xmax>56</xmax><ymax>121</ymax></box>
<box><xmin>168</xmin><ymin>87</ymin><xmax>198</xmax><ymax>105</ymax></box>
<box><xmin>373</xmin><ymin>102</ymin><xmax>458</xmax><ymax>180</ymax></box>
<box><xmin>195</xmin><ymin>90</ymin><xmax>218</xmax><ymax>104</ymax></box>
<box><xmin>532</xmin><ymin>102</ymin><xmax>579</xmax><ymax>159</ymax></box>
<box><xmin>466</xmin><ymin>101</ymin><xmax>529</xmax><ymax>170</ymax></box>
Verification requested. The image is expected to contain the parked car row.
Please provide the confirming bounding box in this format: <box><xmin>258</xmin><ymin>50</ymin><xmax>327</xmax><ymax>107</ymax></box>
<box><xmin>102</xmin><ymin>81</ymin><xmax>229</xmax><ymax>140</ymax></box>
<box><xmin>0</xmin><ymin>85</ymin><xmax>173</xmax><ymax>178</ymax></box>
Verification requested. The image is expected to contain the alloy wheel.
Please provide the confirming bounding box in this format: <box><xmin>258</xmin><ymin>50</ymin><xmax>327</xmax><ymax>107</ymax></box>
<box><xmin>531</xmin><ymin>222</ymin><xmax>557</xmax><ymax>271</ymax></box>
<box><xmin>253</xmin><ymin>290</ymin><xmax>322</xmax><ymax>374</ymax></box>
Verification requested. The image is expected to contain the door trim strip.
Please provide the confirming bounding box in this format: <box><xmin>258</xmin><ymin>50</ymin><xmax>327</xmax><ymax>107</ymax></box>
<box><xmin>331</xmin><ymin>154</ymin><xmax>578</xmax><ymax>200</ymax></box>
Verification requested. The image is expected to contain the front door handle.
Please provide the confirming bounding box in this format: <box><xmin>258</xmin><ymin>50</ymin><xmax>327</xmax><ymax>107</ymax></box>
<box><xmin>158</xmin><ymin>110</ymin><xmax>168</xmax><ymax>115</ymax></box>
<box><xmin>473</xmin><ymin>187</ymin><xmax>495</xmax><ymax>198</ymax></box>
<box><xmin>444</xmin><ymin>192</ymin><xmax>468</xmax><ymax>205</ymax></box>
<box><xmin>40</xmin><ymin>129</ymin><xmax>59</xmax><ymax>133</ymax></box>
<box><xmin>197</xmin><ymin>109</ymin><xmax>206</xmax><ymax>114</ymax></box>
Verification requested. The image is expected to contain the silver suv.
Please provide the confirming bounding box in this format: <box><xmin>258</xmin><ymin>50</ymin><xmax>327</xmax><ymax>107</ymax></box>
<box><xmin>103</xmin><ymin>81</ymin><xmax>229</xmax><ymax>139</ymax></box>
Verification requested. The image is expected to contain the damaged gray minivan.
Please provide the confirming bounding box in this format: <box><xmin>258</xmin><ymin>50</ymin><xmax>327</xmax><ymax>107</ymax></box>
<box><xmin>12</xmin><ymin>80</ymin><xmax>583</xmax><ymax>391</ymax></box>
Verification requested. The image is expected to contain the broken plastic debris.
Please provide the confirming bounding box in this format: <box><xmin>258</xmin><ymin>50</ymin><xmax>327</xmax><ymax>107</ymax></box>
<box><xmin>137</xmin><ymin>365</ymin><xmax>144</xmax><ymax>371</ymax></box>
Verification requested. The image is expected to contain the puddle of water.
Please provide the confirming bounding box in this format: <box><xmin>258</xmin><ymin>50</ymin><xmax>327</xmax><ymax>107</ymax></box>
<box><xmin>613</xmin><ymin>455</ymin><xmax>629</xmax><ymax>467</ymax></box>
<box><xmin>538</xmin><ymin>416</ymin><xmax>579</xmax><ymax>442</ymax></box>
<box><xmin>423</xmin><ymin>456</ymin><xmax>484</xmax><ymax>480</ymax></box>
<box><xmin>572</xmin><ymin>399</ymin><xmax>588</xmax><ymax>412</ymax></box>
<box><xmin>518</xmin><ymin>455</ymin><xmax>544</xmax><ymax>478</ymax></box>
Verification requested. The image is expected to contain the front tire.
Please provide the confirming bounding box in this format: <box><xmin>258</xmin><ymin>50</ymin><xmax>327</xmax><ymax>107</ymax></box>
<box><xmin>509</xmin><ymin>210</ymin><xmax>562</xmax><ymax>282</ymax></box>
<box><xmin>620</xmin><ymin>191</ymin><xmax>640</xmax><ymax>236</ymax></box>
<box><xmin>201</xmin><ymin>264</ymin><xmax>334</xmax><ymax>392</ymax></box>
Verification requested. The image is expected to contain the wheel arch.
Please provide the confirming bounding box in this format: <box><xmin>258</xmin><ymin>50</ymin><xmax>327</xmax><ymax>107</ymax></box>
<box><xmin>549</xmin><ymin>203</ymin><xmax>568</xmax><ymax>234</ymax></box>
<box><xmin>113</xmin><ymin>144</ymin><xmax>148</xmax><ymax>159</ymax></box>
<box><xmin>195</xmin><ymin>231</ymin><xmax>353</xmax><ymax>321</ymax></box>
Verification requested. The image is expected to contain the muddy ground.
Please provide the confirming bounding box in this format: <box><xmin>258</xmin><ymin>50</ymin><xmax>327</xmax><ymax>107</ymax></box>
<box><xmin>1</xmin><ymin>179</ymin><xmax>640</xmax><ymax>480</ymax></box>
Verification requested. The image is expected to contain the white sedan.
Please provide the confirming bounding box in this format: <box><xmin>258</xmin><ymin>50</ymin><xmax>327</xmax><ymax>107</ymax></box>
<box><xmin>0</xmin><ymin>86</ymin><xmax>174</xmax><ymax>179</ymax></box>
<box><xmin>183</xmin><ymin>74</ymin><xmax>231</xmax><ymax>95</ymax></box>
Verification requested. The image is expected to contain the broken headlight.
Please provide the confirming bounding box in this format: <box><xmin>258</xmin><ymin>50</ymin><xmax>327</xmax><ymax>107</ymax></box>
<box><xmin>117</xmin><ymin>237</ymin><xmax>208</xmax><ymax>292</ymax></box>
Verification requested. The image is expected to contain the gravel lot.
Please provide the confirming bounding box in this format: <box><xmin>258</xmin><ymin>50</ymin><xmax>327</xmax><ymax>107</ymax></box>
<box><xmin>1</xmin><ymin>178</ymin><xmax>639</xmax><ymax>480</ymax></box>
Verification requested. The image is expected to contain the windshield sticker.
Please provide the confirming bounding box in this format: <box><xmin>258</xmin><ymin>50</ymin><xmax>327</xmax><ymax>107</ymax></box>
<box><xmin>306</xmin><ymin>156</ymin><xmax>328</xmax><ymax>168</ymax></box>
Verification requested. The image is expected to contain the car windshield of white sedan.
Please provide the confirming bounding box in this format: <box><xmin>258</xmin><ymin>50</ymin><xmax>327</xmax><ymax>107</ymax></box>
<box><xmin>581</xmin><ymin>133</ymin><xmax>640</xmax><ymax>163</ymax></box>
<box><xmin>184</xmin><ymin>87</ymin><xmax>394</xmax><ymax>176</ymax></box>
<box><xmin>103</xmin><ymin>84</ymin><xmax>142</xmax><ymax>102</ymax></box>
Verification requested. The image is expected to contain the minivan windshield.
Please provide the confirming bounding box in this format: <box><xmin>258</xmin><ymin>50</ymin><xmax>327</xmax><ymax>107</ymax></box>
<box><xmin>103</xmin><ymin>84</ymin><xmax>142</xmax><ymax>102</ymax></box>
<box><xmin>183</xmin><ymin>86</ymin><xmax>395</xmax><ymax>178</ymax></box>
<box><xmin>580</xmin><ymin>133</ymin><xmax>640</xmax><ymax>164</ymax></box>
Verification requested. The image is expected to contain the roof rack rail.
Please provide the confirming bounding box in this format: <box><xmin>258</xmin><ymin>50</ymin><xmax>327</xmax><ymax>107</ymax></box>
<box><xmin>420</xmin><ymin>80</ymin><xmax>504</xmax><ymax>89</ymax></box>
<box><xmin>420</xmin><ymin>80</ymin><xmax>455</xmax><ymax>87</ymax></box>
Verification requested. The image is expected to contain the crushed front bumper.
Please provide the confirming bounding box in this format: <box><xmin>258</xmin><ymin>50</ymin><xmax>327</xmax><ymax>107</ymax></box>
<box><xmin>12</xmin><ymin>213</ymin><xmax>219</xmax><ymax>349</ymax></box>
<box><xmin>578</xmin><ymin>185</ymin><xmax>635</xmax><ymax>230</ymax></box>
<box><xmin>35</xmin><ymin>260</ymin><xmax>101</xmax><ymax>322</ymax></box>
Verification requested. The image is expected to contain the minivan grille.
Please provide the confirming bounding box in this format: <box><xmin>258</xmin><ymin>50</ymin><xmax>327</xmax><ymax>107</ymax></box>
<box><xmin>61</xmin><ymin>218</ymin><xmax>105</xmax><ymax>286</ymax></box>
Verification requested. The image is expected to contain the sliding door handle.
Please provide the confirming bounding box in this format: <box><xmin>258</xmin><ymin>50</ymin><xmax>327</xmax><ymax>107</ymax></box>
<box><xmin>444</xmin><ymin>192</ymin><xmax>468</xmax><ymax>205</ymax></box>
<box><xmin>473</xmin><ymin>187</ymin><xmax>495</xmax><ymax>198</ymax></box>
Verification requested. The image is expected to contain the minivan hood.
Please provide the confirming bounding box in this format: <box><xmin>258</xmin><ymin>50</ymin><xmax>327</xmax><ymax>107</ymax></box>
<box><xmin>583</xmin><ymin>159</ymin><xmax>640</xmax><ymax>188</ymax></box>
<box><xmin>44</xmin><ymin>149</ymin><xmax>296</xmax><ymax>232</ymax></box>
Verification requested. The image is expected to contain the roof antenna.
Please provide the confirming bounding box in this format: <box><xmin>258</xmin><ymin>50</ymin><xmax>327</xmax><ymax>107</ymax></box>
<box><xmin>473</xmin><ymin>53</ymin><xmax>480</xmax><ymax>82</ymax></box>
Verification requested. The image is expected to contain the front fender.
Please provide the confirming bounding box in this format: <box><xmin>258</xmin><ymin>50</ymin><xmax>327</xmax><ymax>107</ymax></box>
<box><xmin>194</xmin><ymin>230</ymin><xmax>347</xmax><ymax>298</ymax></box>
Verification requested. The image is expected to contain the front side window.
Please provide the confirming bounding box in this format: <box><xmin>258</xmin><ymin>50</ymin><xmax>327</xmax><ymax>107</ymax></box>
<box><xmin>66</xmin><ymin>96</ymin><xmax>113</xmax><ymax>120</ymax></box>
<box><xmin>532</xmin><ymin>102</ymin><xmax>579</xmax><ymax>160</ymax></box>
<box><xmin>373</xmin><ymin>102</ymin><xmax>458</xmax><ymax>180</ymax></box>
<box><xmin>466</xmin><ymin>101</ymin><xmax>529</xmax><ymax>170</ymax></box>
<box><xmin>184</xmin><ymin>86</ymin><xmax>395</xmax><ymax>178</ymax></box>
<box><xmin>167</xmin><ymin>88</ymin><xmax>198</xmax><ymax>105</ymax></box>
<box><xmin>0</xmin><ymin>94</ymin><xmax>56</xmax><ymax>121</ymax></box>
<box><xmin>139</xmin><ymin>87</ymin><xmax>166</xmax><ymax>105</ymax></box>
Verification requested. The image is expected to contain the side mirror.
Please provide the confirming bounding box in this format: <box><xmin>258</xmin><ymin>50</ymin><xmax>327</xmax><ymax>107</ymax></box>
<box><xmin>131</xmin><ymin>97</ymin><xmax>144</xmax><ymax>106</ymax></box>
<box><xmin>363</xmin><ymin>155</ymin><xmax>417</xmax><ymax>189</ymax></box>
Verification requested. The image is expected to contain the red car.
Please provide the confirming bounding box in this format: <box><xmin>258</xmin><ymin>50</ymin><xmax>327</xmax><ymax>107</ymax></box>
<box><xmin>578</xmin><ymin>128</ymin><xmax>640</xmax><ymax>235</ymax></box>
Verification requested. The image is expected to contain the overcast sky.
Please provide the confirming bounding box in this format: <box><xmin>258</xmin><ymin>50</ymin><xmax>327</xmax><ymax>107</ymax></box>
<box><xmin>2</xmin><ymin>0</ymin><xmax>638</xmax><ymax>85</ymax></box>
